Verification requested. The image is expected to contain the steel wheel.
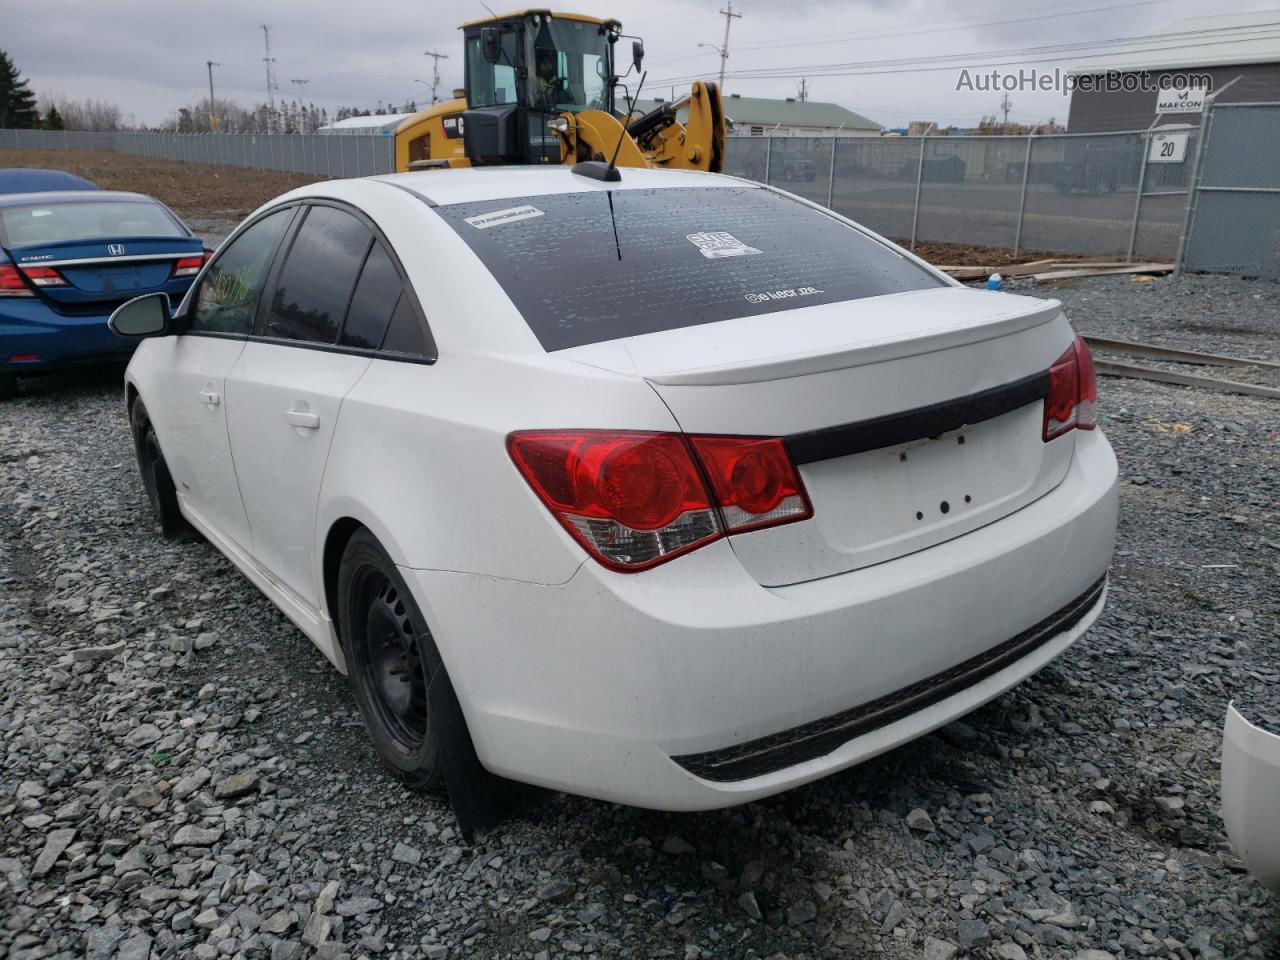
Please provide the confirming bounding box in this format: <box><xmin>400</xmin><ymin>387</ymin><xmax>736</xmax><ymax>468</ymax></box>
<box><xmin>356</xmin><ymin>574</ymin><xmax>430</xmax><ymax>754</ymax></box>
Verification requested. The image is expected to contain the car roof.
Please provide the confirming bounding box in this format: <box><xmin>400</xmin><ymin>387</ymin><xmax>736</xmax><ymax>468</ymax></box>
<box><xmin>367</xmin><ymin>165</ymin><xmax>754</xmax><ymax>207</ymax></box>
<box><xmin>0</xmin><ymin>168</ymin><xmax>98</xmax><ymax>194</ymax></box>
<box><xmin>0</xmin><ymin>189</ymin><xmax>163</xmax><ymax>208</ymax></box>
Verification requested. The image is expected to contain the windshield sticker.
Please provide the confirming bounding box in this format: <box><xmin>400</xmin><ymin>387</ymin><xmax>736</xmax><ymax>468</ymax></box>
<box><xmin>464</xmin><ymin>205</ymin><xmax>545</xmax><ymax>230</ymax></box>
<box><xmin>745</xmin><ymin>286</ymin><xmax>824</xmax><ymax>305</ymax></box>
<box><xmin>687</xmin><ymin>231</ymin><xmax>762</xmax><ymax>259</ymax></box>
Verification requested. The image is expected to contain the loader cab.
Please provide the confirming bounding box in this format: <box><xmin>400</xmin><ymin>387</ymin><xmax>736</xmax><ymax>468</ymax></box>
<box><xmin>462</xmin><ymin>10</ymin><xmax>620</xmax><ymax>165</ymax></box>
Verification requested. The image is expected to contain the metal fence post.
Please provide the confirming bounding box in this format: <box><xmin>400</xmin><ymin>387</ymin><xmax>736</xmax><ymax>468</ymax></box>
<box><xmin>1012</xmin><ymin>134</ymin><xmax>1034</xmax><ymax>257</ymax></box>
<box><xmin>1126</xmin><ymin>121</ymin><xmax>1157</xmax><ymax>262</ymax></box>
<box><xmin>909</xmin><ymin>126</ymin><xmax>933</xmax><ymax>251</ymax></box>
<box><xmin>763</xmin><ymin>137</ymin><xmax>772</xmax><ymax>184</ymax></box>
<box><xmin>826</xmin><ymin>136</ymin><xmax>837</xmax><ymax>209</ymax></box>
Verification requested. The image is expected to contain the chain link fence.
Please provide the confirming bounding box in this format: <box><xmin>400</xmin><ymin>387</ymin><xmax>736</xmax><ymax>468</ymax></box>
<box><xmin>725</xmin><ymin>128</ymin><xmax>1196</xmax><ymax>262</ymax></box>
<box><xmin>0</xmin><ymin>128</ymin><xmax>396</xmax><ymax>178</ymax></box>
<box><xmin>1181</xmin><ymin>103</ymin><xmax>1280</xmax><ymax>280</ymax></box>
<box><xmin>1</xmin><ymin>111</ymin><xmax>1276</xmax><ymax>277</ymax></box>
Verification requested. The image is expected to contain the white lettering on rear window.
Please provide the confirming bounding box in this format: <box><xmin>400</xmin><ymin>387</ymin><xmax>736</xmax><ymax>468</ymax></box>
<box><xmin>687</xmin><ymin>231</ymin><xmax>762</xmax><ymax>259</ymax></box>
<box><xmin>744</xmin><ymin>286</ymin><xmax>824</xmax><ymax>304</ymax></box>
<box><xmin>464</xmin><ymin>205</ymin><xmax>545</xmax><ymax>230</ymax></box>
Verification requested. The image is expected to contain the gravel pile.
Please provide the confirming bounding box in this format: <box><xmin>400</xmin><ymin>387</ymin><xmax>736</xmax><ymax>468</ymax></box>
<box><xmin>2</xmin><ymin>273</ymin><xmax>1278</xmax><ymax>959</ymax></box>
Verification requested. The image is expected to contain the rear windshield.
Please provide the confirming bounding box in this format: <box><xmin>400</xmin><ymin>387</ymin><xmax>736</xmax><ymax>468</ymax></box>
<box><xmin>0</xmin><ymin>200</ymin><xmax>184</xmax><ymax>248</ymax></box>
<box><xmin>436</xmin><ymin>186</ymin><xmax>943</xmax><ymax>351</ymax></box>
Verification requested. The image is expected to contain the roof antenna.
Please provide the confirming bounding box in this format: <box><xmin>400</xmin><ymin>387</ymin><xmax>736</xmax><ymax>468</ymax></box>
<box><xmin>573</xmin><ymin>70</ymin><xmax>647</xmax><ymax>182</ymax></box>
<box><xmin>478</xmin><ymin>0</ymin><xmax>497</xmax><ymax>15</ymax></box>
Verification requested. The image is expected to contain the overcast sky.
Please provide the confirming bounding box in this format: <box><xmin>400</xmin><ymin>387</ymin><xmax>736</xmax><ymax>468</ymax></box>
<box><xmin>7</xmin><ymin>0</ymin><xmax>1277</xmax><ymax>129</ymax></box>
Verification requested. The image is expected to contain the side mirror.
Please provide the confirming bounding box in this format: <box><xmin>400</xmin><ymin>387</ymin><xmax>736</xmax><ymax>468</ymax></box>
<box><xmin>481</xmin><ymin>28</ymin><xmax>500</xmax><ymax>64</ymax></box>
<box><xmin>632</xmin><ymin>40</ymin><xmax>645</xmax><ymax>72</ymax></box>
<box><xmin>109</xmin><ymin>293</ymin><xmax>171</xmax><ymax>339</ymax></box>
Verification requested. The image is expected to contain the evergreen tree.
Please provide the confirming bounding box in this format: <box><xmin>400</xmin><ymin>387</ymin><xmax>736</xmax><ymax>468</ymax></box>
<box><xmin>0</xmin><ymin>50</ymin><xmax>39</xmax><ymax>129</ymax></box>
<box><xmin>43</xmin><ymin>105</ymin><xmax>64</xmax><ymax>130</ymax></box>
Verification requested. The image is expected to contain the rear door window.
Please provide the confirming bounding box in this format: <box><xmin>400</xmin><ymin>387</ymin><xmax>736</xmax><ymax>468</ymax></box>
<box><xmin>260</xmin><ymin>205</ymin><xmax>371</xmax><ymax>344</ymax></box>
<box><xmin>435</xmin><ymin>186</ymin><xmax>945</xmax><ymax>351</ymax></box>
<box><xmin>339</xmin><ymin>241</ymin><xmax>402</xmax><ymax>349</ymax></box>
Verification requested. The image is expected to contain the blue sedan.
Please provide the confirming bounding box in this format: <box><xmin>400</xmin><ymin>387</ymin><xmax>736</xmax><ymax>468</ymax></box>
<box><xmin>0</xmin><ymin>190</ymin><xmax>207</xmax><ymax>399</ymax></box>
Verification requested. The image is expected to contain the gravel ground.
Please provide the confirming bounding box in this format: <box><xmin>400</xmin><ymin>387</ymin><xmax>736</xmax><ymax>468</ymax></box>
<box><xmin>2</xmin><ymin>272</ymin><xmax>1278</xmax><ymax>960</ymax></box>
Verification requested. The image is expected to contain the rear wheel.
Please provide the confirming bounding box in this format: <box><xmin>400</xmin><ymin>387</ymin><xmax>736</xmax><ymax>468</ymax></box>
<box><xmin>0</xmin><ymin>373</ymin><xmax>16</xmax><ymax>401</ymax></box>
<box><xmin>338</xmin><ymin>530</ymin><xmax>447</xmax><ymax>792</ymax></box>
<box><xmin>129</xmin><ymin>399</ymin><xmax>189</xmax><ymax>539</ymax></box>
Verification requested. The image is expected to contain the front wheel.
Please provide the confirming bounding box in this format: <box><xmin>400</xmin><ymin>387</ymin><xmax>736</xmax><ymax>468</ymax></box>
<box><xmin>129</xmin><ymin>399</ymin><xmax>190</xmax><ymax>539</ymax></box>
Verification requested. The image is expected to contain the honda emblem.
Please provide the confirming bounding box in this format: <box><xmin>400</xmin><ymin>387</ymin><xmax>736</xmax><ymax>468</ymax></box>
<box><xmin>107</xmin><ymin>243</ymin><xmax>125</xmax><ymax>256</ymax></box>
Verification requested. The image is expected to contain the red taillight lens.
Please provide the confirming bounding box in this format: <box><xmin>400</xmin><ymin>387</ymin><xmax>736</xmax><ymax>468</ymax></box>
<box><xmin>1043</xmin><ymin>335</ymin><xmax>1098</xmax><ymax>441</ymax></box>
<box><xmin>507</xmin><ymin>430</ymin><xmax>812</xmax><ymax>571</ymax></box>
<box><xmin>172</xmin><ymin>253</ymin><xmax>208</xmax><ymax>278</ymax></box>
<box><xmin>508</xmin><ymin>431</ymin><xmax>720</xmax><ymax>571</ymax></box>
<box><xmin>19</xmin><ymin>265</ymin><xmax>67</xmax><ymax>287</ymax></box>
<box><xmin>0</xmin><ymin>263</ymin><xmax>34</xmax><ymax>297</ymax></box>
<box><xmin>688</xmin><ymin>436</ymin><xmax>813</xmax><ymax>533</ymax></box>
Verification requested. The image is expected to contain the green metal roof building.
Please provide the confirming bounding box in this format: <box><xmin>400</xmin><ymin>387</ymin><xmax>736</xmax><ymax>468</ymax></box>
<box><xmin>634</xmin><ymin>94</ymin><xmax>881</xmax><ymax>138</ymax></box>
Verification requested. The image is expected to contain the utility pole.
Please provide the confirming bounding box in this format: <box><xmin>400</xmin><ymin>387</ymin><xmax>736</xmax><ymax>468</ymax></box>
<box><xmin>1000</xmin><ymin>92</ymin><xmax>1012</xmax><ymax>132</ymax></box>
<box><xmin>797</xmin><ymin>77</ymin><xmax>808</xmax><ymax>102</ymax></box>
<box><xmin>261</xmin><ymin>24</ymin><xmax>278</xmax><ymax>133</ymax></box>
<box><xmin>423</xmin><ymin>49</ymin><xmax>449</xmax><ymax>104</ymax></box>
<box><xmin>206</xmin><ymin>60</ymin><xmax>221</xmax><ymax>131</ymax></box>
<box><xmin>716</xmin><ymin>2</ymin><xmax>741</xmax><ymax>92</ymax></box>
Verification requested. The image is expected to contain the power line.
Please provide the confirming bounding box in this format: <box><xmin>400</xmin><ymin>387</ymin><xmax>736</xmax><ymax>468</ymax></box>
<box><xmin>645</xmin><ymin>21</ymin><xmax>1280</xmax><ymax>87</ymax></box>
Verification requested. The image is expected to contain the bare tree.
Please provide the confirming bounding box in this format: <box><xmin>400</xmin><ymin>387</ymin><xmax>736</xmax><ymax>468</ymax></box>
<box><xmin>37</xmin><ymin>92</ymin><xmax>124</xmax><ymax>131</ymax></box>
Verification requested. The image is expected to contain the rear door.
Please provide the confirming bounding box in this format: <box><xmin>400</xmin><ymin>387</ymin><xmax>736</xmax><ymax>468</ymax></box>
<box><xmin>147</xmin><ymin>206</ymin><xmax>297</xmax><ymax>551</ymax></box>
<box><xmin>224</xmin><ymin>203</ymin><xmax>384</xmax><ymax>610</ymax></box>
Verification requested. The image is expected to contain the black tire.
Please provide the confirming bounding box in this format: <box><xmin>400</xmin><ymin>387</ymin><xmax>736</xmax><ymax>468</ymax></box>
<box><xmin>0</xmin><ymin>372</ymin><xmax>16</xmax><ymax>401</ymax></box>
<box><xmin>338</xmin><ymin>529</ymin><xmax>448</xmax><ymax>793</ymax></box>
<box><xmin>129</xmin><ymin>399</ymin><xmax>190</xmax><ymax>539</ymax></box>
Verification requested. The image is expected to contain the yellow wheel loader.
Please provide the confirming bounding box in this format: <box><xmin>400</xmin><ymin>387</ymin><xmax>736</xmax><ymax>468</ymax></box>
<box><xmin>393</xmin><ymin>10</ymin><xmax>725</xmax><ymax>177</ymax></box>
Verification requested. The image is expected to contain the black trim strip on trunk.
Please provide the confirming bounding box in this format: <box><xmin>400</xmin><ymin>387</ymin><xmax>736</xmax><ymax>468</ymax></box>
<box><xmin>785</xmin><ymin>369</ymin><xmax>1051</xmax><ymax>465</ymax></box>
<box><xmin>671</xmin><ymin>575</ymin><xmax>1106</xmax><ymax>783</ymax></box>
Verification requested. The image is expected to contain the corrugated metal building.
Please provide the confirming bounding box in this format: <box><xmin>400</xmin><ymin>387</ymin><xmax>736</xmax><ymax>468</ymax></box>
<box><xmin>634</xmin><ymin>95</ymin><xmax>881</xmax><ymax>138</ymax></box>
<box><xmin>1068</xmin><ymin>11</ymin><xmax>1280</xmax><ymax>132</ymax></box>
<box><xmin>317</xmin><ymin>113</ymin><xmax>416</xmax><ymax>136</ymax></box>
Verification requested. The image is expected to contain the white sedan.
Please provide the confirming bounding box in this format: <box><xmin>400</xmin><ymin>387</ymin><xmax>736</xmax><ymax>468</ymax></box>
<box><xmin>111</xmin><ymin>166</ymin><xmax>1118</xmax><ymax>825</ymax></box>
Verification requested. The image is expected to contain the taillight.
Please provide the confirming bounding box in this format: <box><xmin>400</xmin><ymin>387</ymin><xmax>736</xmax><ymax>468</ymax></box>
<box><xmin>0</xmin><ymin>263</ymin><xmax>34</xmax><ymax>297</ymax></box>
<box><xmin>507</xmin><ymin>430</ymin><xmax>812</xmax><ymax>571</ymax></box>
<box><xmin>172</xmin><ymin>253</ymin><xmax>209</xmax><ymax>278</ymax></box>
<box><xmin>688</xmin><ymin>436</ymin><xmax>812</xmax><ymax>533</ymax></box>
<box><xmin>1043</xmin><ymin>336</ymin><xmax>1098</xmax><ymax>441</ymax></box>
<box><xmin>19</xmin><ymin>265</ymin><xmax>67</xmax><ymax>287</ymax></box>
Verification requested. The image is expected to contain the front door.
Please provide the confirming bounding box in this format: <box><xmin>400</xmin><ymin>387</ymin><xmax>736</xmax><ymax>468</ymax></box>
<box><xmin>151</xmin><ymin>206</ymin><xmax>296</xmax><ymax>549</ymax></box>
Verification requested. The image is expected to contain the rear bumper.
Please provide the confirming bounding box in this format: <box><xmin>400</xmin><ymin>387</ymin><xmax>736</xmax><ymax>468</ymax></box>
<box><xmin>406</xmin><ymin>429</ymin><xmax>1118</xmax><ymax>810</ymax></box>
<box><xmin>1</xmin><ymin>303</ymin><xmax>133</xmax><ymax>372</ymax></box>
<box><xmin>1222</xmin><ymin>702</ymin><xmax>1280</xmax><ymax>894</ymax></box>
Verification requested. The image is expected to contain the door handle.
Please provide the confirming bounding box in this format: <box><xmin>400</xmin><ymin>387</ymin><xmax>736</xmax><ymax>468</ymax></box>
<box><xmin>285</xmin><ymin>410</ymin><xmax>321</xmax><ymax>430</ymax></box>
<box><xmin>199</xmin><ymin>389</ymin><xmax>220</xmax><ymax>406</ymax></box>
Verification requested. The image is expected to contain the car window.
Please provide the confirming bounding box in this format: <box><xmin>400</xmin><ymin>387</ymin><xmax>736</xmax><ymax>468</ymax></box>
<box><xmin>189</xmin><ymin>208</ymin><xmax>293</xmax><ymax>336</ymax></box>
<box><xmin>0</xmin><ymin>200</ymin><xmax>184</xmax><ymax>247</ymax></box>
<box><xmin>340</xmin><ymin>241</ymin><xmax>402</xmax><ymax>349</ymax></box>
<box><xmin>435</xmin><ymin>186</ymin><xmax>945</xmax><ymax>352</ymax></box>
<box><xmin>261</xmin><ymin>205</ymin><xmax>371</xmax><ymax>344</ymax></box>
<box><xmin>380</xmin><ymin>293</ymin><xmax>435</xmax><ymax>358</ymax></box>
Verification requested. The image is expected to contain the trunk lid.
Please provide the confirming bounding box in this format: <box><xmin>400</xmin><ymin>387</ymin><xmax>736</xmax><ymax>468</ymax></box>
<box><xmin>9</xmin><ymin>237</ymin><xmax>202</xmax><ymax>307</ymax></box>
<box><xmin>560</xmin><ymin>287</ymin><xmax>1079</xmax><ymax>587</ymax></box>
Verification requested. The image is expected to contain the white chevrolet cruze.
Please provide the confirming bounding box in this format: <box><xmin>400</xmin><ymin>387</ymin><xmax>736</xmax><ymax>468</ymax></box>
<box><xmin>112</xmin><ymin>166</ymin><xmax>1118</xmax><ymax>823</ymax></box>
